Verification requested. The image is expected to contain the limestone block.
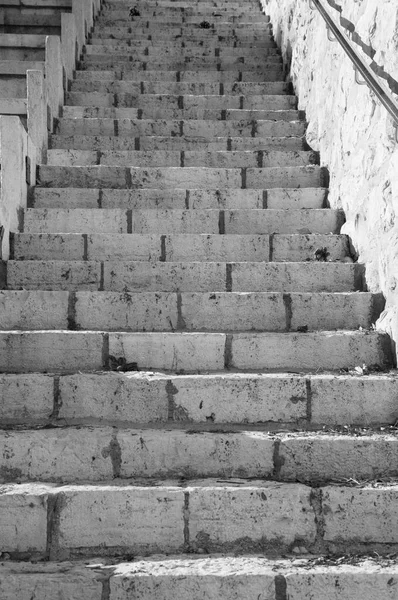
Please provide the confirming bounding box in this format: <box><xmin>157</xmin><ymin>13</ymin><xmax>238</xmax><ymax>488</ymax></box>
<box><xmin>118</xmin><ymin>430</ymin><xmax>274</xmax><ymax>478</ymax></box>
<box><xmin>272</xmin><ymin>234</ymin><xmax>350</xmax><ymax>262</ymax></box>
<box><xmin>129</xmin><ymin>209</ymin><xmax>219</xmax><ymax>234</ymax></box>
<box><xmin>0</xmin><ymin>562</ymin><xmax>101</xmax><ymax>600</ymax></box>
<box><xmin>74</xmin><ymin>291</ymin><xmax>178</xmax><ymax>331</ymax></box>
<box><xmin>180</xmin><ymin>292</ymin><xmax>286</xmax><ymax>331</ymax></box>
<box><xmin>230</xmin><ymin>331</ymin><xmax>392</xmax><ymax>371</ymax></box>
<box><xmin>0</xmin><ymin>290</ymin><xmax>68</xmax><ymax>329</ymax></box>
<box><xmin>310</xmin><ymin>374</ymin><xmax>398</xmax><ymax>426</ymax></box>
<box><xmin>32</xmin><ymin>188</ymin><xmax>100</xmax><ymax>209</ymax></box>
<box><xmin>129</xmin><ymin>167</ymin><xmax>242</xmax><ymax>189</ymax></box>
<box><xmin>109</xmin><ymin>557</ymin><xmax>276</xmax><ymax>600</ymax></box>
<box><xmin>56</xmin><ymin>485</ymin><xmax>185</xmax><ymax>555</ymax></box>
<box><xmin>0</xmin><ymin>484</ymin><xmax>51</xmax><ymax>553</ymax></box>
<box><xmin>284</xmin><ymin>562</ymin><xmax>398</xmax><ymax>600</ymax></box>
<box><xmin>322</xmin><ymin>485</ymin><xmax>398</xmax><ymax>543</ymax></box>
<box><xmin>24</xmin><ymin>208</ymin><xmax>128</xmax><ymax>234</ymax></box>
<box><xmin>0</xmin><ymin>331</ymin><xmax>104</xmax><ymax>372</ymax></box>
<box><xmin>109</xmin><ymin>332</ymin><xmax>226</xmax><ymax>372</ymax></box>
<box><xmin>224</xmin><ymin>209</ymin><xmax>342</xmax><ymax>234</ymax></box>
<box><xmin>164</xmin><ymin>234</ymin><xmax>270</xmax><ymax>262</ymax></box>
<box><xmin>289</xmin><ymin>292</ymin><xmax>376</xmax><ymax>330</ymax></box>
<box><xmin>278</xmin><ymin>434</ymin><xmax>398</xmax><ymax>482</ymax></box>
<box><xmin>230</xmin><ymin>262</ymin><xmax>361</xmax><ymax>293</ymax></box>
<box><xmin>0</xmin><ymin>374</ymin><xmax>54</xmax><ymax>424</ymax></box>
<box><xmin>166</xmin><ymin>373</ymin><xmax>307</xmax><ymax>423</ymax></box>
<box><xmin>188</xmin><ymin>481</ymin><xmax>316</xmax><ymax>551</ymax></box>
<box><xmin>0</xmin><ymin>428</ymin><xmax>116</xmax><ymax>482</ymax></box>
<box><xmin>13</xmin><ymin>233</ymin><xmax>85</xmax><ymax>261</ymax></box>
<box><xmin>100</xmin><ymin>150</ymin><xmax>180</xmax><ymax>167</ymax></box>
<box><xmin>87</xmin><ymin>233</ymin><xmax>161</xmax><ymax>261</ymax></box>
<box><xmin>102</xmin><ymin>261</ymin><xmax>227</xmax><ymax>292</ymax></box>
<box><xmin>266</xmin><ymin>189</ymin><xmax>326</xmax><ymax>209</ymax></box>
<box><xmin>8</xmin><ymin>260</ymin><xmax>102</xmax><ymax>291</ymax></box>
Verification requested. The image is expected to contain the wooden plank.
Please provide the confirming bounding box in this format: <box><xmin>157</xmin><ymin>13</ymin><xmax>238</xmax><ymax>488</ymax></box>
<box><xmin>0</xmin><ymin>97</ymin><xmax>27</xmax><ymax>114</ymax></box>
<box><xmin>0</xmin><ymin>33</ymin><xmax>46</xmax><ymax>47</ymax></box>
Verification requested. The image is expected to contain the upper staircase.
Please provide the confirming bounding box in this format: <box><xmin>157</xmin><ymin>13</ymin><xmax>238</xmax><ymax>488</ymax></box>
<box><xmin>1</xmin><ymin>0</ymin><xmax>397</xmax><ymax>597</ymax></box>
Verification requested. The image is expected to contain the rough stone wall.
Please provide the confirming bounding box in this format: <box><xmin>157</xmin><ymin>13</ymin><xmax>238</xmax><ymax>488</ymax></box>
<box><xmin>262</xmin><ymin>0</ymin><xmax>398</xmax><ymax>356</ymax></box>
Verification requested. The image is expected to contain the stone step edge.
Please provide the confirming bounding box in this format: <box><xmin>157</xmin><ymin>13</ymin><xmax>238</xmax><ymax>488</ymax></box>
<box><xmin>1</xmin><ymin>371</ymin><xmax>396</xmax><ymax>428</ymax></box>
<box><xmin>3</xmin><ymin>480</ymin><xmax>398</xmax><ymax>561</ymax></box>
<box><xmin>1</xmin><ymin>557</ymin><xmax>397</xmax><ymax>600</ymax></box>
<box><xmin>2</xmin><ymin>427</ymin><xmax>398</xmax><ymax>484</ymax></box>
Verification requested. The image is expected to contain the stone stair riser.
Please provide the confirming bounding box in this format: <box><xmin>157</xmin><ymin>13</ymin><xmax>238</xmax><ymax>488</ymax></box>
<box><xmin>23</xmin><ymin>208</ymin><xmax>342</xmax><ymax>235</ymax></box>
<box><xmin>12</xmin><ymin>233</ymin><xmax>350</xmax><ymax>262</ymax></box>
<box><xmin>2</xmin><ymin>482</ymin><xmax>398</xmax><ymax>559</ymax></box>
<box><xmin>74</xmin><ymin>70</ymin><xmax>284</xmax><ymax>84</ymax></box>
<box><xmin>90</xmin><ymin>37</ymin><xmax>279</xmax><ymax>48</ymax></box>
<box><xmin>68</xmin><ymin>81</ymin><xmax>289</xmax><ymax>95</ymax></box>
<box><xmin>65</xmin><ymin>93</ymin><xmax>298</xmax><ymax>111</ymax></box>
<box><xmin>30</xmin><ymin>187</ymin><xmax>325</xmax><ymax>210</ymax></box>
<box><xmin>38</xmin><ymin>165</ymin><xmax>322</xmax><ymax>190</ymax></box>
<box><xmin>50</xmin><ymin>135</ymin><xmax>306</xmax><ymax>152</ymax></box>
<box><xmin>0</xmin><ymin>331</ymin><xmax>391</xmax><ymax>373</ymax></box>
<box><xmin>0</xmin><ymin>290</ymin><xmax>380</xmax><ymax>332</ymax></box>
<box><xmin>1</xmin><ymin>429</ymin><xmax>397</xmax><ymax>483</ymax></box>
<box><xmin>1</xmin><ymin>372</ymin><xmax>397</xmax><ymax>429</ymax></box>
<box><xmin>7</xmin><ymin>261</ymin><xmax>364</xmax><ymax>293</ymax></box>
<box><xmin>46</xmin><ymin>149</ymin><xmax>315</xmax><ymax>168</ymax></box>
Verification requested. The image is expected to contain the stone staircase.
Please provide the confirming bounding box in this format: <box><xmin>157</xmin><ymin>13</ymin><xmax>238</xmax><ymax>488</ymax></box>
<box><xmin>1</xmin><ymin>0</ymin><xmax>398</xmax><ymax>597</ymax></box>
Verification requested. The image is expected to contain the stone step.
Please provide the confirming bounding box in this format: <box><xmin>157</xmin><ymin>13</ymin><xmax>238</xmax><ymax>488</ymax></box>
<box><xmin>74</xmin><ymin>68</ymin><xmax>284</xmax><ymax>84</ymax></box>
<box><xmin>53</xmin><ymin>118</ymin><xmax>304</xmax><ymax>139</ymax></box>
<box><xmin>92</xmin><ymin>29</ymin><xmax>277</xmax><ymax>43</ymax></box>
<box><xmin>0</xmin><ymin>330</ymin><xmax>391</xmax><ymax>373</ymax></box>
<box><xmin>97</xmin><ymin>14</ymin><xmax>269</xmax><ymax>24</ymax></box>
<box><xmin>69</xmin><ymin>81</ymin><xmax>289</xmax><ymax>95</ymax></box>
<box><xmin>37</xmin><ymin>165</ymin><xmax>324</xmax><ymax>190</ymax></box>
<box><xmin>23</xmin><ymin>208</ymin><xmax>342</xmax><ymax>235</ymax></box>
<box><xmin>83</xmin><ymin>44</ymin><xmax>276</xmax><ymax>58</ymax></box>
<box><xmin>1</xmin><ymin>428</ymin><xmax>397</xmax><ymax>483</ymax></box>
<box><xmin>3</xmin><ymin>480</ymin><xmax>398</xmax><ymax>558</ymax></box>
<box><xmin>92</xmin><ymin>23</ymin><xmax>273</xmax><ymax>35</ymax></box>
<box><xmin>12</xmin><ymin>233</ymin><xmax>351</xmax><ymax>262</ymax></box>
<box><xmin>50</xmin><ymin>134</ymin><xmax>306</xmax><ymax>151</ymax></box>
<box><xmin>90</xmin><ymin>36</ymin><xmax>279</xmax><ymax>49</ymax></box>
<box><xmin>7</xmin><ymin>260</ymin><xmax>364</xmax><ymax>293</ymax></box>
<box><xmin>64</xmin><ymin>93</ymin><xmax>297</xmax><ymax>111</ymax></box>
<box><xmin>2</xmin><ymin>371</ymin><xmax>397</xmax><ymax>429</ymax></box>
<box><xmin>61</xmin><ymin>105</ymin><xmax>300</xmax><ymax>122</ymax></box>
<box><xmin>0</xmin><ymin>290</ymin><xmax>379</xmax><ymax>332</ymax></box>
<box><xmin>45</xmin><ymin>149</ymin><xmax>317</xmax><ymax>168</ymax></box>
<box><xmin>2</xmin><ymin>557</ymin><xmax>398</xmax><ymax>600</ymax></box>
<box><xmin>84</xmin><ymin>44</ymin><xmax>281</xmax><ymax>58</ymax></box>
<box><xmin>81</xmin><ymin>56</ymin><xmax>281</xmax><ymax>72</ymax></box>
<box><xmin>31</xmin><ymin>187</ymin><xmax>326</xmax><ymax>210</ymax></box>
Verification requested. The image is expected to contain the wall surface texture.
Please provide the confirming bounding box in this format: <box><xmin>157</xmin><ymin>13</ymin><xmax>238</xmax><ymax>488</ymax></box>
<box><xmin>262</xmin><ymin>0</ymin><xmax>398</xmax><ymax>354</ymax></box>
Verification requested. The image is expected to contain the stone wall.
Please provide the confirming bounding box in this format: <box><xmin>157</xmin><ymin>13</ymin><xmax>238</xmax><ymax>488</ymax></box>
<box><xmin>262</xmin><ymin>0</ymin><xmax>398</xmax><ymax>357</ymax></box>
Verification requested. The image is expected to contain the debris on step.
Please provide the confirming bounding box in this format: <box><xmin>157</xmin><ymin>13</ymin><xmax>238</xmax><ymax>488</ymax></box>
<box><xmin>109</xmin><ymin>356</ymin><xmax>139</xmax><ymax>372</ymax></box>
<box><xmin>314</xmin><ymin>247</ymin><xmax>330</xmax><ymax>261</ymax></box>
<box><xmin>199</xmin><ymin>21</ymin><xmax>212</xmax><ymax>29</ymax></box>
<box><xmin>129</xmin><ymin>6</ymin><xmax>140</xmax><ymax>18</ymax></box>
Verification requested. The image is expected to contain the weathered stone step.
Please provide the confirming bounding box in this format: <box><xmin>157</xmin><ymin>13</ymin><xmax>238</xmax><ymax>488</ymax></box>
<box><xmin>61</xmin><ymin>105</ymin><xmax>300</xmax><ymax>122</ymax></box>
<box><xmin>12</xmin><ymin>233</ymin><xmax>351</xmax><ymax>262</ymax></box>
<box><xmin>51</xmin><ymin>134</ymin><xmax>306</xmax><ymax>152</ymax></box>
<box><xmin>75</xmin><ymin>68</ymin><xmax>284</xmax><ymax>84</ymax></box>
<box><xmin>84</xmin><ymin>43</ymin><xmax>276</xmax><ymax>58</ymax></box>
<box><xmin>65</xmin><ymin>92</ymin><xmax>297</xmax><ymax>111</ymax></box>
<box><xmin>92</xmin><ymin>29</ymin><xmax>277</xmax><ymax>43</ymax></box>
<box><xmin>92</xmin><ymin>23</ymin><xmax>273</xmax><ymax>35</ymax></box>
<box><xmin>7</xmin><ymin>260</ymin><xmax>364</xmax><ymax>293</ymax></box>
<box><xmin>84</xmin><ymin>44</ymin><xmax>281</xmax><ymax>59</ymax></box>
<box><xmin>37</xmin><ymin>165</ymin><xmax>323</xmax><ymax>190</ymax></box>
<box><xmin>31</xmin><ymin>187</ymin><xmax>326</xmax><ymax>210</ymax></box>
<box><xmin>0</xmin><ymin>330</ymin><xmax>390</xmax><ymax>373</ymax></box>
<box><xmin>45</xmin><ymin>149</ymin><xmax>317</xmax><ymax>168</ymax></box>
<box><xmin>1</xmin><ymin>428</ymin><xmax>397</xmax><ymax>483</ymax></box>
<box><xmin>3</xmin><ymin>557</ymin><xmax>398</xmax><ymax>600</ymax></box>
<box><xmin>2</xmin><ymin>371</ymin><xmax>397</xmax><ymax>429</ymax></box>
<box><xmin>90</xmin><ymin>36</ymin><xmax>279</xmax><ymax>49</ymax></box>
<box><xmin>3</xmin><ymin>480</ymin><xmax>398</xmax><ymax>558</ymax></box>
<box><xmin>97</xmin><ymin>14</ymin><xmax>269</xmax><ymax>24</ymax></box>
<box><xmin>0</xmin><ymin>290</ymin><xmax>378</xmax><ymax>332</ymax></box>
<box><xmin>69</xmin><ymin>80</ymin><xmax>288</xmax><ymax>95</ymax></box>
<box><xmin>23</xmin><ymin>208</ymin><xmax>342</xmax><ymax>235</ymax></box>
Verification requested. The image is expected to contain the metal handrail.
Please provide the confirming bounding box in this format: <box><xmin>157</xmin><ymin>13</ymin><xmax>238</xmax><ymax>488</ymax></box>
<box><xmin>309</xmin><ymin>0</ymin><xmax>398</xmax><ymax>131</ymax></box>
